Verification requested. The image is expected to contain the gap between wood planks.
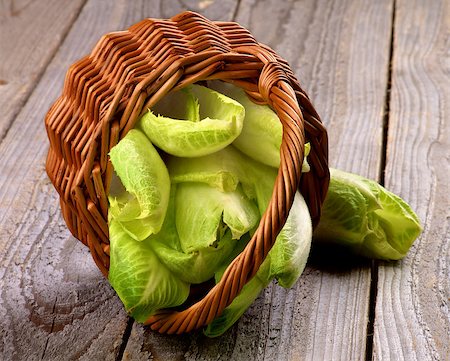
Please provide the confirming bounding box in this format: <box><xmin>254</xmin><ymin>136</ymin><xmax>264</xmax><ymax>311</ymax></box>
<box><xmin>116</xmin><ymin>318</ymin><xmax>135</xmax><ymax>361</ymax></box>
<box><xmin>365</xmin><ymin>0</ymin><xmax>396</xmax><ymax>360</ymax></box>
<box><xmin>0</xmin><ymin>0</ymin><xmax>89</xmax><ymax>146</ymax></box>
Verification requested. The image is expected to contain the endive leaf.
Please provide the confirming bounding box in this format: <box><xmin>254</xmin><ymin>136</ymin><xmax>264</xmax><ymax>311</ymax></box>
<box><xmin>209</xmin><ymin>81</ymin><xmax>283</xmax><ymax>168</ymax></box>
<box><xmin>314</xmin><ymin>168</ymin><xmax>422</xmax><ymax>260</ymax></box>
<box><xmin>108</xmin><ymin>129</ymin><xmax>170</xmax><ymax>241</ymax></box>
<box><xmin>137</xmin><ymin>84</ymin><xmax>245</xmax><ymax>157</ymax></box>
<box><xmin>108</xmin><ymin>220</ymin><xmax>190</xmax><ymax>323</ymax></box>
<box><xmin>175</xmin><ymin>182</ymin><xmax>259</xmax><ymax>250</ymax></box>
<box><xmin>150</xmin><ymin>186</ymin><xmax>249</xmax><ymax>284</ymax></box>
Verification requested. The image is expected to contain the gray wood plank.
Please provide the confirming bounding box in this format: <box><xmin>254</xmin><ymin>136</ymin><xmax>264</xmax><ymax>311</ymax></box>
<box><xmin>123</xmin><ymin>0</ymin><xmax>394</xmax><ymax>360</ymax></box>
<box><xmin>0</xmin><ymin>1</ymin><xmax>239</xmax><ymax>360</ymax></box>
<box><xmin>0</xmin><ymin>0</ymin><xmax>86</xmax><ymax>140</ymax></box>
<box><xmin>373</xmin><ymin>1</ymin><xmax>450</xmax><ymax>360</ymax></box>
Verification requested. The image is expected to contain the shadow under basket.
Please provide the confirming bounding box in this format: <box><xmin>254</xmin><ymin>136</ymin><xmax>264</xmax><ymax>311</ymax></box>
<box><xmin>44</xmin><ymin>11</ymin><xmax>330</xmax><ymax>334</ymax></box>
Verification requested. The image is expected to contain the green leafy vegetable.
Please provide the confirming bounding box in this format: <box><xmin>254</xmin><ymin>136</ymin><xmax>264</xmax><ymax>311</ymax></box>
<box><xmin>108</xmin><ymin>129</ymin><xmax>170</xmax><ymax>241</ymax></box>
<box><xmin>167</xmin><ymin>145</ymin><xmax>279</xmax><ymax>212</ymax></box>
<box><xmin>108</xmin><ymin>220</ymin><xmax>190</xmax><ymax>322</ymax></box>
<box><xmin>137</xmin><ymin>84</ymin><xmax>245</xmax><ymax>157</ymax></box>
<box><xmin>209</xmin><ymin>81</ymin><xmax>283</xmax><ymax>168</ymax></box>
<box><xmin>268</xmin><ymin>192</ymin><xmax>312</xmax><ymax>288</ymax></box>
<box><xmin>314</xmin><ymin>168</ymin><xmax>422</xmax><ymax>260</ymax></box>
<box><xmin>149</xmin><ymin>186</ymin><xmax>249</xmax><ymax>285</ymax></box>
<box><xmin>176</xmin><ymin>182</ymin><xmax>259</xmax><ymax>246</ymax></box>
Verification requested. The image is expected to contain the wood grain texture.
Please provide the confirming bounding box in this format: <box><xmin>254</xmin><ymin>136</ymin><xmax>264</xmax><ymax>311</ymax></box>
<box><xmin>122</xmin><ymin>0</ymin><xmax>394</xmax><ymax>360</ymax></box>
<box><xmin>373</xmin><ymin>0</ymin><xmax>450</xmax><ymax>360</ymax></box>
<box><xmin>0</xmin><ymin>0</ymin><xmax>86</xmax><ymax>140</ymax></box>
<box><xmin>0</xmin><ymin>0</ymin><xmax>242</xmax><ymax>360</ymax></box>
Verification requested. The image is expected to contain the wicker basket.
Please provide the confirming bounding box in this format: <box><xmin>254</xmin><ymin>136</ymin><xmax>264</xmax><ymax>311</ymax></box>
<box><xmin>45</xmin><ymin>11</ymin><xmax>329</xmax><ymax>334</ymax></box>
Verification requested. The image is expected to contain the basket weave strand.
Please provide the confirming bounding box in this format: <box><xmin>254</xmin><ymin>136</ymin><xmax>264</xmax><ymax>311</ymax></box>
<box><xmin>44</xmin><ymin>11</ymin><xmax>329</xmax><ymax>334</ymax></box>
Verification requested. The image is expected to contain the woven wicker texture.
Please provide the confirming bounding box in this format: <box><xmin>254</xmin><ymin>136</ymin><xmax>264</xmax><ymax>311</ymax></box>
<box><xmin>45</xmin><ymin>11</ymin><xmax>329</xmax><ymax>334</ymax></box>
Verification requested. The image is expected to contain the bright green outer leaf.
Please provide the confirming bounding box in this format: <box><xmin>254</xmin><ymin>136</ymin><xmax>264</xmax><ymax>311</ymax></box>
<box><xmin>175</xmin><ymin>182</ymin><xmax>260</xmax><ymax>250</ymax></box>
<box><xmin>108</xmin><ymin>220</ymin><xmax>190</xmax><ymax>323</ymax></box>
<box><xmin>170</xmin><ymin>170</ymin><xmax>239</xmax><ymax>193</ymax></box>
<box><xmin>268</xmin><ymin>192</ymin><xmax>313</xmax><ymax>287</ymax></box>
<box><xmin>168</xmin><ymin>148</ymin><xmax>241</xmax><ymax>192</ymax></box>
<box><xmin>205</xmin><ymin>192</ymin><xmax>312</xmax><ymax>337</ymax></box>
<box><xmin>137</xmin><ymin>84</ymin><xmax>245</xmax><ymax>157</ymax></box>
<box><xmin>209</xmin><ymin>81</ymin><xmax>282</xmax><ymax>168</ymax></box>
<box><xmin>108</xmin><ymin>129</ymin><xmax>170</xmax><ymax>241</ymax></box>
<box><xmin>149</xmin><ymin>186</ymin><xmax>248</xmax><ymax>284</ymax></box>
<box><xmin>153</xmin><ymin>230</ymin><xmax>238</xmax><ymax>284</ymax></box>
<box><xmin>314</xmin><ymin>168</ymin><xmax>422</xmax><ymax>260</ymax></box>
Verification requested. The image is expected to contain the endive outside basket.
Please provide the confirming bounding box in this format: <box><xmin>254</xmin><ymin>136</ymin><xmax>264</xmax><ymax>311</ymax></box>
<box><xmin>45</xmin><ymin>11</ymin><xmax>329</xmax><ymax>334</ymax></box>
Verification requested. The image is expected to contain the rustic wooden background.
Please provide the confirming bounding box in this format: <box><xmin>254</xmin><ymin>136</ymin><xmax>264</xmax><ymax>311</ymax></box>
<box><xmin>0</xmin><ymin>0</ymin><xmax>448</xmax><ymax>360</ymax></box>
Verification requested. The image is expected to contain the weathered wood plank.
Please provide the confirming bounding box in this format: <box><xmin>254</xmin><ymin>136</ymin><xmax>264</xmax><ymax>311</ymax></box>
<box><xmin>0</xmin><ymin>0</ymin><xmax>86</xmax><ymax>139</ymax></box>
<box><xmin>373</xmin><ymin>0</ymin><xmax>450</xmax><ymax>360</ymax></box>
<box><xmin>123</xmin><ymin>0</ymin><xmax>394</xmax><ymax>360</ymax></box>
<box><xmin>0</xmin><ymin>1</ymin><xmax>237</xmax><ymax>360</ymax></box>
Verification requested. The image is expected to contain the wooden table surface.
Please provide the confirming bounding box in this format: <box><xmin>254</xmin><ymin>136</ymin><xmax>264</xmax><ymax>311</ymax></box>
<box><xmin>0</xmin><ymin>0</ymin><xmax>448</xmax><ymax>360</ymax></box>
